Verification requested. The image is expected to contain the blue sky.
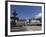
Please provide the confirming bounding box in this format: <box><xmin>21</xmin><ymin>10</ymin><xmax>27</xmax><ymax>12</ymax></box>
<box><xmin>10</xmin><ymin>5</ymin><xmax>42</xmax><ymax>19</ymax></box>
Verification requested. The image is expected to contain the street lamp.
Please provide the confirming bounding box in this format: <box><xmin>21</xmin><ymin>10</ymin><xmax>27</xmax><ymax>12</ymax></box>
<box><xmin>13</xmin><ymin>6</ymin><xmax>16</xmax><ymax>27</ymax></box>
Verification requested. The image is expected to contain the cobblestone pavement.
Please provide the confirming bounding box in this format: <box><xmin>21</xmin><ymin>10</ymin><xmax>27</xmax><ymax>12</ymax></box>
<box><xmin>11</xmin><ymin>26</ymin><xmax>42</xmax><ymax>32</ymax></box>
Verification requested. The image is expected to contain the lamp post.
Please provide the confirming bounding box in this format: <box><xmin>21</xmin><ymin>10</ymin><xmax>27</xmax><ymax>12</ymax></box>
<box><xmin>13</xmin><ymin>6</ymin><xmax>16</xmax><ymax>27</ymax></box>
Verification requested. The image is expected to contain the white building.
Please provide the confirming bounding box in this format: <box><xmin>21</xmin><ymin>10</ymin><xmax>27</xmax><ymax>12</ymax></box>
<box><xmin>31</xmin><ymin>20</ymin><xmax>40</xmax><ymax>23</ymax></box>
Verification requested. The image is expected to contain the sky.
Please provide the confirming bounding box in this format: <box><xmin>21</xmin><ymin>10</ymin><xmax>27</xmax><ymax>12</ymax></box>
<box><xmin>10</xmin><ymin>5</ymin><xmax>42</xmax><ymax>19</ymax></box>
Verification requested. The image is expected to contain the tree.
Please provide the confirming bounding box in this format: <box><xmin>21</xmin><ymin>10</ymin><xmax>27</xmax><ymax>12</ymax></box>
<box><xmin>29</xmin><ymin>19</ymin><xmax>31</xmax><ymax>23</ymax></box>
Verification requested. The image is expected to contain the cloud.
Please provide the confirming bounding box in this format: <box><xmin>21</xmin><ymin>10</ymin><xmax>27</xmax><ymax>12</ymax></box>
<box><xmin>35</xmin><ymin>13</ymin><xmax>42</xmax><ymax>19</ymax></box>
